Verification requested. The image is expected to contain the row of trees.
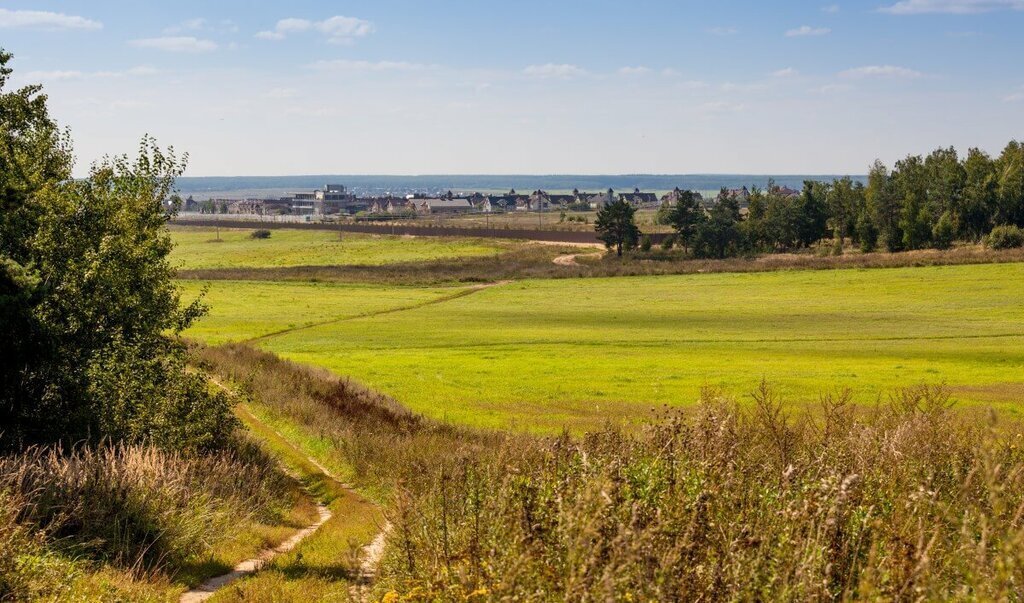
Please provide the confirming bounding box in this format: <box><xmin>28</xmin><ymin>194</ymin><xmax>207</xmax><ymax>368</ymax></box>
<box><xmin>597</xmin><ymin>142</ymin><xmax>1024</xmax><ymax>258</ymax></box>
<box><xmin>0</xmin><ymin>51</ymin><xmax>232</xmax><ymax>451</ymax></box>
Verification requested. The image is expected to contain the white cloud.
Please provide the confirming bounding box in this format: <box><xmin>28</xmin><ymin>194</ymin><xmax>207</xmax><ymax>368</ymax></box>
<box><xmin>130</xmin><ymin>36</ymin><xmax>218</xmax><ymax>53</ymax></box>
<box><xmin>839</xmin><ymin>65</ymin><xmax>924</xmax><ymax>78</ymax></box>
<box><xmin>0</xmin><ymin>8</ymin><xmax>101</xmax><ymax>30</ymax></box>
<box><xmin>23</xmin><ymin>66</ymin><xmax>158</xmax><ymax>81</ymax></box>
<box><xmin>823</xmin><ymin>4</ymin><xmax>841</xmax><ymax>12</ymax></box>
<box><xmin>306</xmin><ymin>59</ymin><xmax>432</xmax><ymax>72</ymax></box>
<box><xmin>815</xmin><ymin>83</ymin><xmax>854</xmax><ymax>94</ymax></box>
<box><xmin>1005</xmin><ymin>86</ymin><xmax>1024</xmax><ymax>102</ymax></box>
<box><xmin>707</xmin><ymin>26</ymin><xmax>738</xmax><ymax>35</ymax></box>
<box><xmin>772</xmin><ymin>67</ymin><xmax>799</xmax><ymax>77</ymax></box>
<box><xmin>256</xmin><ymin>15</ymin><xmax>374</xmax><ymax>44</ymax></box>
<box><xmin>523</xmin><ymin>63</ymin><xmax>587</xmax><ymax>78</ymax></box>
<box><xmin>163</xmin><ymin>18</ymin><xmax>238</xmax><ymax>35</ymax></box>
<box><xmin>618</xmin><ymin>66</ymin><xmax>652</xmax><ymax>75</ymax></box>
<box><xmin>786</xmin><ymin>25</ymin><xmax>831</xmax><ymax>37</ymax></box>
<box><xmin>880</xmin><ymin>0</ymin><xmax>1024</xmax><ymax>14</ymax></box>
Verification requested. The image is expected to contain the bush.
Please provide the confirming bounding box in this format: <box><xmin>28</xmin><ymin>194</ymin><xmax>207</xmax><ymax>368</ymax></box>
<box><xmin>987</xmin><ymin>224</ymin><xmax>1024</xmax><ymax>249</ymax></box>
<box><xmin>932</xmin><ymin>212</ymin><xmax>955</xmax><ymax>250</ymax></box>
<box><xmin>856</xmin><ymin>213</ymin><xmax>878</xmax><ymax>253</ymax></box>
<box><xmin>660</xmin><ymin>235</ymin><xmax>675</xmax><ymax>250</ymax></box>
<box><xmin>250</xmin><ymin>229</ymin><xmax>272</xmax><ymax>239</ymax></box>
<box><xmin>639</xmin><ymin>234</ymin><xmax>652</xmax><ymax>252</ymax></box>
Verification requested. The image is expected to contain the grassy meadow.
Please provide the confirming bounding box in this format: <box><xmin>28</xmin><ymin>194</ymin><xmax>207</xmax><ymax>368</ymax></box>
<box><xmin>169</xmin><ymin>226</ymin><xmax>508</xmax><ymax>270</ymax></box>
<box><xmin>180</xmin><ymin>247</ymin><xmax>1024</xmax><ymax>432</ymax></box>
<box><xmin>178</xmin><ymin>279</ymin><xmax>466</xmax><ymax>344</ymax></box>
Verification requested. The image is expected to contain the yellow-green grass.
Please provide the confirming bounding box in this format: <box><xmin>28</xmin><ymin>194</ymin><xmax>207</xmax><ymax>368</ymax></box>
<box><xmin>205</xmin><ymin>404</ymin><xmax>383</xmax><ymax>602</ymax></box>
<box><xmin>169</xmin><ymin>226</ymin><xmax>507</xmax><ymax>270</ymax></box>
<box><xmin>179</xmin><ymin>280</ymin><xmax>466</xmax><ymax>344</ymax></box>
<box><xmin>183</xmin><ymin>263</ymin><xmax>1024</xmax><ymax>433</ymax></box>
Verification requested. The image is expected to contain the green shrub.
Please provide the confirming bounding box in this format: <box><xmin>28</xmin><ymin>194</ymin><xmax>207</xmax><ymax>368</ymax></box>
<box><xmin>856</xmin><ymin>213</ymin><xmax>878</xmax><ymax>252</ymax></box>
<box><xmin>932</xmin><ymin>212</ymin><xmax>955</xmax><ymax>250</ymax></box>
<box><xmin>660</xmin><ymin>235</ymin><xmax>675</xmax><ymax>250</ymax></box>
<box><xmin>987</xmin><ymin>224</ymin><xmax>1024</xmax><ymax>249</ymax></box>
<box><xmin>639</xmin><ymin>234</ymin><xmax>652</xmax><ymax>252</ymax></box>
<box><xmin>250</xmin><ymin>229</ymin><xmax>272</xmax><ymax>239</ymax></box>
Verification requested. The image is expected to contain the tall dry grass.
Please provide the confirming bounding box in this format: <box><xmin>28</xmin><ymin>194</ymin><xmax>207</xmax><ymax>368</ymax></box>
<box><xmin>0</xmin><ymin>435</ymin><xmax>294</xmax><ymax>600</ymax></box>
<box><xmin>199</xmin><ymin>346</ymin><xmax>1024</xmax><ymax>600</ymax></box>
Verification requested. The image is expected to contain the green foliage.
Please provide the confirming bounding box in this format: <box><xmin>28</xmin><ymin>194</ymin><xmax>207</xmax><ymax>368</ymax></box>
<box><xmin>250</xmin><ymin>228</ymin><xmax>272</xmax><ymax>239</ymax></box>
<box><xmin>639</xmin><ymin>234</ymin><xmax>652</xmax><ymax>252</ymax></box>
<box><xmin>856</xmin><ymin>211</ymin><xmax>878</xmax><ymax>252</ymax></box>
<box><xmin>594</xmin><ymin>197</ymin><xmax>641</xmax><ymax>257</ymax></box>
<box><xmin>691</xmin><ymin>197</ymin><xmax>741</xmax><ymax>258</ymax></box>
<box><xmin>986</xmin><ymin>224</ymin><xmax>1024</xmax><ymax>249</ymax></box>
<box><xmin>660</xmin><ymin>234</ymin><xmax>675</xmax><ymax>250</ymax></box>
<box><xmin>995</xmin><ymin>140</ymin><xmax>1024</xmax><ymax>227</ymax></box>
<box><xmin>665</xmin><ymin>190</ymin><xmax>706</xmax><ymax>251</ymax></box>
<box><xmin>932</xmin><ymin>211</ymin><xmax>955</xmax><ymax>250</ymax></box>
<box><xmin>0</xmin><ymin>54</ymin><xmax>230</xmax><ymax>452</ymax></box>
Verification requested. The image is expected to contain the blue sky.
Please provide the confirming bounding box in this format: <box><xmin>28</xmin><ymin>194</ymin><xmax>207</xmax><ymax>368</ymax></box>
<box><xmin>2</xmin><ymin>0</ymin><xmax>1023</xmax><ymax>176</ymax></box>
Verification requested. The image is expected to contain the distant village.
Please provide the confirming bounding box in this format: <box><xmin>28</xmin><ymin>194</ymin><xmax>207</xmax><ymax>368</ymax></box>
<box><xmin>181</xmin><ymin>184</ymin><xmax>803</xmax><ymax>218</ymax></box>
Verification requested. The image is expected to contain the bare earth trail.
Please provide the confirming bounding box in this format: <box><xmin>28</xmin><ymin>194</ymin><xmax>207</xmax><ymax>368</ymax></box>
<box><xmin>553</xmin><ymin>251</ymin><xmax>604</xmax><ymax>266</ymax></box>
<box><xmin>244</xmin><ymin>279</ymin><xmax>513</xmax><ymax>345</ymax></box>
<box><xmin>179</xmin><ymin>379</ymin><xmax>391</xmax><ymax>603</ymax></box>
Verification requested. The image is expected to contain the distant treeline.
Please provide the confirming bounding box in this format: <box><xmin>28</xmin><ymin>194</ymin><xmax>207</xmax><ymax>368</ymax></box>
<box><xmin>652</xmin><ymin>142</ymin><xmax>1024</xmax><ymax>258</ymax></box>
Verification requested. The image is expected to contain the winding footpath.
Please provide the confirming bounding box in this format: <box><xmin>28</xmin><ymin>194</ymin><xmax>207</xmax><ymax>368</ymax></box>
<box><xmin>553</xmin><ymin>251</ymin><xmax>603</xmax><ymax>266</ymax></box>
<box><xmin>179</xmin><ymin>380</ymin><xmax>390</xmax><ymax>603</ymax></box>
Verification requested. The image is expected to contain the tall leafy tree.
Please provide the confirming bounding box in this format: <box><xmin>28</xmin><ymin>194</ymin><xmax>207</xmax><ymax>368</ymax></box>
<box><xmin>595</xmin><ymin>198</ymin><xmax>641</xmax><ymax>257</ymax></box>
<box><xmin>996</xmin><ymin>140</ymin><xmax>1024</xmax><ymax>227</ymax></box>
<box><xmin>666</xmin><ymin>190</ymin><xmax>706</xmax><ymax>252</ymax></box>
<box><xmin>958</xmin><ymin>148</ymin><xmax>997</xmax><ymax>240</ymax></box>
<box><xmin>866</xmin><ymin>159</ymin><xmax>903</xmax><ymax>252</ymax></box>
<box><xmin>0</xmin><ymin>52</ymin><xmax>231</xmax><ymax>451</ymax></box>
<box><xmin>692</xmin><ymin>196</ymin><xmax>742</xmax><ymax>259</ymax></box>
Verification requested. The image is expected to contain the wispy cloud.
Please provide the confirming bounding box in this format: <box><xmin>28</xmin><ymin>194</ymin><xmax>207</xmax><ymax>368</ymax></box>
<box><xmin>23</xmin><ymin>66</ymin><xmax>158</xmax><ymax>81</ymax></box>
<box><xmin>130</xmin><ymin>36</ymin><xmax>218</xmax><ymax>53</ymax></box>
<box><xmin>786</xmin><ymin>25</ymin><xmax>831</xmax><ymax>37</ymax></box>
<box><xmin>839</xmin><ymin>65</ymin><xmax>924</xmax><ymax>78</ymax></box>
<box><xmin>880</xmin><ymin>0</ymin><xmax>1024</xmax><ymax>14</ymax></box>
<box><xmin>163</xmin><ymin>18</ymin><xmax>238</xmax><ymax>35</ymax></box>
<box><xmin>307</xmin><ymin>59</ymin><xmax>432</xmax><ymax>72</ymax></box>
<box><xmin>256</xmin><ymin>15</ymin><xmax>373</xmax><ymax>44</ymax></box>
<box><xmin>772</xmin><ymin>67</ymin><xmax>800</xmax><ymax>77</ymax></box>
<box><xmin>0</xmin><ymin>8</ymin><xmax>101</xmax><ymax>30</ymax></box>
<box><xmin>618</xmin><ymin>66</ymin><xmax>652</xmax><ymax>76</ymax></box>
<box><xmin>822</xmin><ymin>4</ymin><xmax>841</xmax><ymax>12</ymax></box>
<box><xmin>707</xmin><ymin>26</ymin><xmax>738</xmax><ymax>35</ymax></box>
<box><xmin>1005</xmin><ymin>86</ymin><xmax>1024</xmax><ymax>102</ymax></box>
<box><xmin>523</xmin><ymin>63</ymin><xmax>587</xmax><ymax>78</ymax></box>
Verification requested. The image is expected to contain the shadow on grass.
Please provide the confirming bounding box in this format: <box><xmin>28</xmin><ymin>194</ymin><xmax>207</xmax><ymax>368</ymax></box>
<box><xmin>174</xmin><ymin>558</ymin><xmax>235</xmax><ymax>587</ymax></box>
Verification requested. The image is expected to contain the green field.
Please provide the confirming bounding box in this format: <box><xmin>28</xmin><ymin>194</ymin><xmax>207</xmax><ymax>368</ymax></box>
<box><xmin>182</xmin><ymin>262</ymin><xmax>1024</xmax><ymax>432</ymax></box>
<box><xmin>169</xmin><ymin>226</ymin><xmax>507</xmax><ymax>270</ymax></box>
<box><xmin>178</xmin><ymin>280</ymin><xmax>466</xmax><ymax>344</ymax></box>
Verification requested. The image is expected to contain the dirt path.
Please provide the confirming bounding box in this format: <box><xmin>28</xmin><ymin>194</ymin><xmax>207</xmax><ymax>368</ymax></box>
<box><xmin>553</xmin><ymin>251</ymin><xmax>603</xmax><ymax>266</ymax></box>
<box><xmin>245</xmin><ymin>279</ymin><xmax>513</xmax><ymax>345</ymax></box>
<box><xmin>179</xmin><ymin>505</ymin><xmax>332</xmax><ymax>603</ymax></box>
<box><xmin>180</xmin><ymin>380</ymin><xmax>391</xmax><ymax>602</ymax></box>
